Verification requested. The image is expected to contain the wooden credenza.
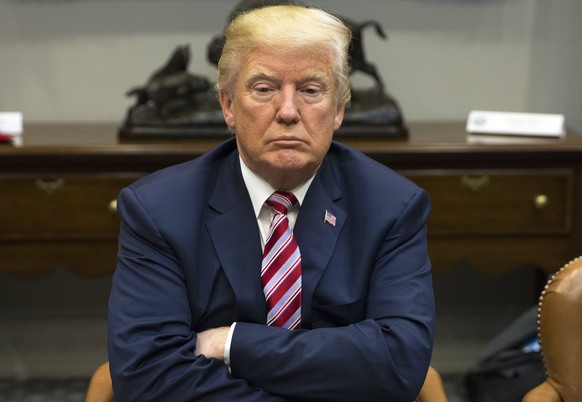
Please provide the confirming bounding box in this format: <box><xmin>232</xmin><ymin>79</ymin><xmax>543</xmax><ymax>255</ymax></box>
<box><xmin>1</xmin><ymin>122</ymin><xmax>581</xmax><ymax>276</ymax></box>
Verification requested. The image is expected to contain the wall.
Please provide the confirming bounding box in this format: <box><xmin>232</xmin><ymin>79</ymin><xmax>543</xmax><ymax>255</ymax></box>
<box><xmin>527</xmin><ymin>0</ymin><xmax>582</xmax><ymax>131</ymax></box>
<box><xmin>1</xmin><ymin>0</ymin><xmax>580</xmax><ymax>131</ymax></box>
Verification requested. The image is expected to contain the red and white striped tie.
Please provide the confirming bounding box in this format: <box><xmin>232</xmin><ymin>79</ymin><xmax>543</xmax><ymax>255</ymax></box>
<box><xmin>261</xmin><ymin>191</ymin><xmax>302</xmax><ymax>330</ymax></box>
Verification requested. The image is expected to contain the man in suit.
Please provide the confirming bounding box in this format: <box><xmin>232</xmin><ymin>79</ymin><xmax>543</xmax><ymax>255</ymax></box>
<box><xmin>108</xmin><ymin>5</ymin><xmax>434</xmax><ymax>402</ymax></box>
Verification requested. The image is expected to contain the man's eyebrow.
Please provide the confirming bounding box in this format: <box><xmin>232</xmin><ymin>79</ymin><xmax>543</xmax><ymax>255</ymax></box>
<box><xmin>243</xmin><ymin>71</ymin><xmax>331</xmax><ymax>88</ymax></box>
<box><xmin>244</xmin><ymin>72</ymin><xmax>277</xmax><ymax>87</ymax></box>
<box><xmin>298</xmin><ymin>72</ymin><xmax>330</xmax><ymax>87</ymax></box>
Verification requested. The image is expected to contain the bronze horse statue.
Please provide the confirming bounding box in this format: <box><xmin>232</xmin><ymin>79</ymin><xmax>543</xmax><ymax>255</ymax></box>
<box><xmin>121</xmin><ymin>0</ymin><xmax>407</xmax><ymax>139</ymax></box>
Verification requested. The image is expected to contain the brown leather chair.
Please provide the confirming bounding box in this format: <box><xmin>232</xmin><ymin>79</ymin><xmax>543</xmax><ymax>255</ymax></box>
<box><xmin>86</xmin><ymin>361</ymin><xmax>448</xmax><ymax>401</ymax></box>
<box><xmin>85</xmin><ymin>362</ymin><xmax>114</xmax><ymax>402</ymax></box>
<box><xmin>416</xmin><ymin>365</ymin><xmax>449</xmax><ymax>402</ymax></box>
<box><xmin>522</xmin><ymin>256</ymin><xmax>582</xmax><ymax>402</ymax></box>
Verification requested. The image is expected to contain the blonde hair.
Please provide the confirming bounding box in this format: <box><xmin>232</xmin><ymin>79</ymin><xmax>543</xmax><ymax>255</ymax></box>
<box><xmin>216</xmin><ymin>5</ymin><xmax>351</xmax><ymax>108</ymax></box>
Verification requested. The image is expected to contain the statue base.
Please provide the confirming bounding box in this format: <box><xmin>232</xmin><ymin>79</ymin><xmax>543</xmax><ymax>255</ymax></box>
<box><xmin>118</xmin><ymin>89</ymin><xmax>408</xmax><ymax>141</ymax></box>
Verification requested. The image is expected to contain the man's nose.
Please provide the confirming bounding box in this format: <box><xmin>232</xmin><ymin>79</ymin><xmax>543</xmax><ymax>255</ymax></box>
<box><xmin>275</xmin><ymin>88</ymin><xmax>300</xmax><ymax>124</ymax></box>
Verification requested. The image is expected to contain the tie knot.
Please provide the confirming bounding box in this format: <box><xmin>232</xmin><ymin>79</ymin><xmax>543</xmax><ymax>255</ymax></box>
<box><xmin>266</xmin><ymin>191</ymin><xmax>297</xmax><ymax>215</ymax></box>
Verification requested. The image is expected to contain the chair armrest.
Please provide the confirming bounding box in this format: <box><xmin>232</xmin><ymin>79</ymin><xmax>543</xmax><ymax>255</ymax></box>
<box><xmin>522</xmin><ymin>381</ymin><xmax>561</xmax><ymax>402</ymax></box>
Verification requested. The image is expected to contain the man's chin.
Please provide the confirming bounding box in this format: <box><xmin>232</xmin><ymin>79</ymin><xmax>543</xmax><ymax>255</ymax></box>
<box><xmin>269</xmin><ymin>150</ymin><xmax>312</xmax><ymax>170</ymax></box>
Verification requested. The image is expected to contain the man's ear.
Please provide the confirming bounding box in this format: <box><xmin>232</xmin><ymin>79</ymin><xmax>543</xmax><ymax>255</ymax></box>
<box><xmin>334</xmin><ymin>105</ymin><xmax>345</xmax><ymax>131</ymax></box>
<box><xmin>219</xmin><ymin>90</ymin><xmax>236</xmax><ymax>129</ymax></box>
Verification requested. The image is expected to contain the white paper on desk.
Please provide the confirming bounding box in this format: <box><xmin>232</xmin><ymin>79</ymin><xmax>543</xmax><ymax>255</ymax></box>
<box><xmin>466</xmin><ymin>110</ymin><xmax>565</xmax><ymax>138</ymax></box>
<box><xmin>0</xmin><ymin>112</ymin><xmax>23</xmax><ymax>135</ymax></box>
<box><xmin>466</xmin><ymin>134</ymin><xmax>564</xmax><ymax>145</ymax></box>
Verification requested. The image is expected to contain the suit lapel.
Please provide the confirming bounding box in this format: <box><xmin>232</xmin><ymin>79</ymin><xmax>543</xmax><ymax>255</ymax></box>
<box><xmin>204</xmin><ymin>147</ymin><xmax>346</xmax><ymax>327</ymax></box>
<box><xmin>294</xmin><ymin>160</ymin><xmax>346</xmax><ymax>327</ymax></box>
<box><xmin>206</xmin><ymin>152</ymin><xmax>268</xmax><ymax>324</ymax></box>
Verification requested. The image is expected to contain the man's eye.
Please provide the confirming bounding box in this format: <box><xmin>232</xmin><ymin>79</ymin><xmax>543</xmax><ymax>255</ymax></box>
<box><xmin>302</xmin><ymin>87</ymin><xmax>321</xmax><ymax>95</ymax></box>
<box><xmin>254</xmin><ymin>86</ymin><xmax>272</xmax><ymax>93</ymax></box>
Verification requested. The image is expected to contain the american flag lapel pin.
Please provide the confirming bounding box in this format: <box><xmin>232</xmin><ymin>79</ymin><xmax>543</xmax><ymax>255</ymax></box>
<box><xmin>324</xmin><ymin>210</ymin><xmax>336</xmax><ymax>227</ymax></box>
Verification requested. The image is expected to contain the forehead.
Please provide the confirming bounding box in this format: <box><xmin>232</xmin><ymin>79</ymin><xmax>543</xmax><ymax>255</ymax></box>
<box><xmin>240</xmin><ymin>46</ymin><xmax>334</xmax><ymax>82</ymax></box>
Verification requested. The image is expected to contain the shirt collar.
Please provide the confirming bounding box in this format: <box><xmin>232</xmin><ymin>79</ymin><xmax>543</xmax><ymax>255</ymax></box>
<box><xmin>239</xmin><ymin>156</ymin><xmax>314</xmax><ymax>218</ymax></box>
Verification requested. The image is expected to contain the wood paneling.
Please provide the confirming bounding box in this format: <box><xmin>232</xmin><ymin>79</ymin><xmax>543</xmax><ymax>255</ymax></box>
<box><xmin>2</xmin><ymin>122</ymin><xmax>581</xmax><ymax>276</ymax></box>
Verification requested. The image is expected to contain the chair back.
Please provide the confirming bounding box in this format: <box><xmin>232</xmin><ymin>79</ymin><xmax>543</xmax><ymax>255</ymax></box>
<box><xmin>416</xmin><ymin>366</ymin><xmax>448</xmax><ymax>402</ymax></box>
<box><xmin>85</xmin><ymin>362</ymin><xmax>114</xmax><ymax>402</ymax></box>
<box><xmin>538</xmin><ymin>256</ymin><xmax>582</xmax><ymax>402</ymax></box>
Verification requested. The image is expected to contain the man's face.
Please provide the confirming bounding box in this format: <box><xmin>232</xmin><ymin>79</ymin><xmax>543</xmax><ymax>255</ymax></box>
<box><xmin>219</xmin><ymin>46</ymin><xmax>344</xmax><ymax>190</ymax></box>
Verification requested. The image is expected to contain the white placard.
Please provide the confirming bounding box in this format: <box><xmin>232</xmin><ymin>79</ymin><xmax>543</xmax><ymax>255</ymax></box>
<box><xmin>0</xmin><ymin>112</ymin><xmax>23</xmax><ymax>136</ymax></box>
<box><xmin>466</xmin><ymin>110</ymin><xmax>565</xmax><ymax>137</ymax></box>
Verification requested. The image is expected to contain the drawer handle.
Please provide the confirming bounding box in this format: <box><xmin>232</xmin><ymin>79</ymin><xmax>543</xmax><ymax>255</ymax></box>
<box><xmin>461</xmin><ymin>175</ymin><xmax>490</xmax><ymax>191</ymax></box>
<box><xmin>108</xmin><ymin>199</ymin><xmax>118</xmax><ymax>214</ymax></box>
<box><xmin>35</xmin><ymin>178</ymin><xmax>65</xmax><ymax>195</ymax></box>
<box><xmin>534</xmin><ymin>194</ymin><xmax>549</xmax><ymax>210</ymax></box>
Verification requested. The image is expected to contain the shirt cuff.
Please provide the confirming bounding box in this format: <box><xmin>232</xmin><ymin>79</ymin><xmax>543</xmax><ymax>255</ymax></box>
<box><xmin>224</xmin><ymin>322</ymin><xmax>237</xmax><ymax>372</ymax></box>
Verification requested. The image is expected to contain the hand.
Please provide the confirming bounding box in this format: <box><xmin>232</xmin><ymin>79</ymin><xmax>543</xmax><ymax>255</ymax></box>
<box><xmin>194</xmin><ymin>326</ymin><xmax>230</xmax><ymax>360</ymax></box>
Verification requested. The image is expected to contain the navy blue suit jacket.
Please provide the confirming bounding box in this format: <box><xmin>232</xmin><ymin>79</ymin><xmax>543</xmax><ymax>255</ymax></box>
<box><xmin>108</xmin><ymin>138</ymin><xmax>435</xmax><ymax>402</ymax></box>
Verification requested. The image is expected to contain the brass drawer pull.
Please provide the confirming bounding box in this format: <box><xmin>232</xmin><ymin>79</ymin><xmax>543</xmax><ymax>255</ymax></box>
<box><xmin>35</xmin><ymin>178</ymin><xmax>65</xmax><ymax>195</ymax></box>
<box><xmin>534</xmin><ymin>194</ymin><xmax>549</xmax><ymax>210</ymax></box>
<box><xmin>108</xmin><ymin>199</ymin><xmax>118</xmax><ymax>214</ymax></box>
<box><xmin>461</xmin><ymin>175</ymin><xmax>490</xmax><ymax>191</ymax></box>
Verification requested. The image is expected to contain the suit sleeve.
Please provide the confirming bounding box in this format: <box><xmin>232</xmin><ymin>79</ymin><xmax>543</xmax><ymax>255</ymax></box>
<box><xmin>230</xmin><ymin>188</ymin><xmax>435</xmax><ymax>402</ymax></box>
<box><xmin>107</xmin><ymin>187</ymin><xmax>288</xmax><ymax>402</ymax></box>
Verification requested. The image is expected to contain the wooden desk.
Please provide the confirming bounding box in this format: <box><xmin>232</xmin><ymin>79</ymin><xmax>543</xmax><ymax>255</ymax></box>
<box><xmin>1</xmin><ymin>122</ymin><xmax>581</xmax><ymax>276</ymax></box>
